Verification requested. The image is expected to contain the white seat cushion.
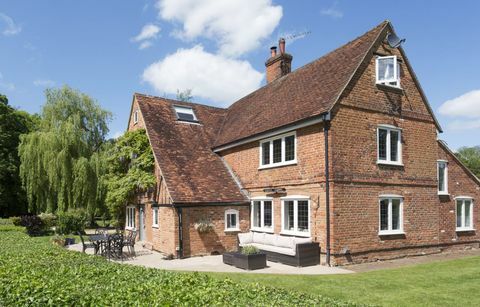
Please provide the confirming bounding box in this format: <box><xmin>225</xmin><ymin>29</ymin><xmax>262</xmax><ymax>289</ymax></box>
<box><xmin>263</xmin><ymin>233</ymin><xmax>276</xmax><ymax>246</ymax></box>
<box><xmin>238</xmin><ymin>232</ymin><xmax>253</xmax><ymax>245</ymax></box>
<box><xmin>275</xmin><ymin>235</ymin><xmax>294</xmax><ymax>249</ymax></box>
<box><xmin>252</xmin><ymin>232</ymin><xmax>266</xmax><ymax>244</ymax></box>
<box><xmin>256</xmin><ymin>243</ymin><xmax>296</xmax><ymax>256</ymax></box>
<box><xmin>294</xmin><ymin>237</ymin><xmax>312</xmax><ymax>246</ymax></box>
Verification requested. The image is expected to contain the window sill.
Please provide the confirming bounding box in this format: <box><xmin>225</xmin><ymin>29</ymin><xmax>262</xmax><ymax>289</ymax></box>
<box><xmin>152</xmin><ymin>225</ymin><xmax>159</xmax><ymax>229</ymax></box>
<box><xmin>456</xmin><ymin>228</ymin><xmax>475</xmax><ymax>232</ymax></box>
<box><xmin>251</xmin><ymin>228</ymin><xmax>274</xmax><ymax>234</ymax></box>
<box><xmin>376</xmin><ymin>83</ymin><xmax>403</xmax><ymax>94</ymax></box>
<box><xmin>280</xmin><ymin>231</ymin><xmax>311</xmax><ymax>238</ymax></box>
<box><xmin>378</xmin><ymin>231</ymin><xmax>405</xmax><ymax>236</ymax></box>
<box><xmin>224</xmin><ymin>229</ymin><xmax>241</xmax><ymax>233</ymax></box>
<box><xmin>438</xmin><ymin>192</ymin><xmax>450</xmax><ymax>196</ymax></box>
<box><xmin>126</xmin><ymin>226</ymin><xmax>136</xmax><ymax>231</ymax></box>
<box><xmin>377</xmin><ymin>161</ymin><xmax>404</xmax><ymax>167</ymax></box>
<box><xmin>259</xmin><ymin>160</ymin><xmax>297</xmax><ymax>170</ymax></box>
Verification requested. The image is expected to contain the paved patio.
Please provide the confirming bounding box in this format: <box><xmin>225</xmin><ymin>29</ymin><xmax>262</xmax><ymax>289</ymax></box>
<box><xmin>67</xmin><ymin>243</ymin><xmax>353</xmax><ymax>275</ymax></box>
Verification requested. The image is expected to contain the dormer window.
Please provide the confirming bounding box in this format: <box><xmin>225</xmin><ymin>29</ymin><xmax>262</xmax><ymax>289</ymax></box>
<box><xmin>376</xmin><ymin>55</ymin><xmax>400</xmax><ymax>88</ymax></box>
<box><xmin>174</xmin><ymin>105</ymin><xmax>198</xmax><ymax>122</ymax></box>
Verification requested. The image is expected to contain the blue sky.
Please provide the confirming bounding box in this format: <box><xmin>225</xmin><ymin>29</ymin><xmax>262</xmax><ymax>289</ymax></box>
<box><xmin>1</xmin><ymin>0</ymin><xmax>479</xmax><ymax>149</ymax></box>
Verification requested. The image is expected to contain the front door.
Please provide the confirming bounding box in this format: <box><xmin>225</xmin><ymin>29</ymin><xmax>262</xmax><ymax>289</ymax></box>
<box><xmin>139</xmin><ymin>205</ymin><xmax>145</xmax><ymax>241</ymax></box>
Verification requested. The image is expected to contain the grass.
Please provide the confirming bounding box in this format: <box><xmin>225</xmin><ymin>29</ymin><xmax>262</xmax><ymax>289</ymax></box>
<box><xmin>208</xmin><ymin>256</ymin><xmax>480</xmax><ymax>306</ymax></box>
<box><xmin>0</xmin><ymin>224</ymin><xmax>354</xmax><ymax>306</ymax></box>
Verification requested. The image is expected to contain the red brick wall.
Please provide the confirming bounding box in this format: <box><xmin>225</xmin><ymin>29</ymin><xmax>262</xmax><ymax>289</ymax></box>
<box><xmin>182</xmin><ymin>205</ymin><xmax>250</xmax><ymax>256</ymax></box>
<box><xmin>438</xmin><ymin>144</ymin><xmax>480</xmax><ymax>246</ymax></box>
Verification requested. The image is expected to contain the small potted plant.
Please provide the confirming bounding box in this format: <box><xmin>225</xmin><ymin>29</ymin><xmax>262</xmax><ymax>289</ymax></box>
<box><xmin>194</xmin><ymin>217</ymin><xmax>214</xmax><ymax>234</ymax></box>
<box><xmin>234</xmin><ymin>245</ymin><xmax>267</xmax><ymax>270</ymax></box>
<box><xmin>51</xmin><ymin>235</ymin><xmax>66</xmax><ymax>247</ymax></box>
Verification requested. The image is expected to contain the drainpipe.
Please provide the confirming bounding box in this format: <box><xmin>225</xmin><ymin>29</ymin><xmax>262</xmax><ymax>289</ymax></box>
<box><xmin>175</xmin><ymin>206</ymin><xmax>183</xmax><ymax>258</ymax></box>
<box><xmin>323</xmin><ymin>113</ymin><xmax>332</xmax><ymax>266</ymax></box>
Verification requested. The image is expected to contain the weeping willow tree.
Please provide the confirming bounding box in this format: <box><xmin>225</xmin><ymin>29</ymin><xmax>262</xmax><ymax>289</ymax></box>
<box><xmin>18</xmin><ymin>86</ymin><xmax>111</xmax><ymax>218</ymax></box>
<box><xmin>103</xmin><ymin>129</ymin><xmax>156</xmax><ymax>224</ymax></box>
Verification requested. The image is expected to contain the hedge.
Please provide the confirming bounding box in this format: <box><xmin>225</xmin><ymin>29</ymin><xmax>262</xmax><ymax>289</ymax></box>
<box><xmin>0</xmin><ymin>229</ymin><xmax>362</xmax><ymax>306</ymax></box>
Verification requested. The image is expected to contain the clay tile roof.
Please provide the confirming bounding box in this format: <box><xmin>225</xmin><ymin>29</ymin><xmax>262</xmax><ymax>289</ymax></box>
<box><xmin>135</xmin><ymin>93</ymin><xmax>247</xmax><ymax>204</ymax></box>
<box><xmin>213</xmin><ymin>20</ymin><xmax>389</xmax><ymax>148</ymax></box>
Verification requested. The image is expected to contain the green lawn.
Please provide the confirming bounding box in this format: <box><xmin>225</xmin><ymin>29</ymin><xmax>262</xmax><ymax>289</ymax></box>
<box><xmin>209</xmin><ymin>256</ymin><xmax>480</xmax><ymax>306</ymax></box>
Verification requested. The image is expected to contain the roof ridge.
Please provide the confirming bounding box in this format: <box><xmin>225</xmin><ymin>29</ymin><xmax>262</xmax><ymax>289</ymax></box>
<box><xmin>134</xmin><ymin>92</ymin><xmax>227</xmax><ymax>110</ymax></box>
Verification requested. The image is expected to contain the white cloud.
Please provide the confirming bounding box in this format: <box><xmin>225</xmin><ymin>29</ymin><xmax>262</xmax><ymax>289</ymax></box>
<box><xmin>142</xmin><ymin>45</ymin><xmax>264</xmax><ymax>105</ymax></box>
<box><xmin>33</xmin><ymin>79</ymin><xmax>56</xmax><ymax>87</ymax></box>
<box><xmin>0</xmin><ymin>13</ymin><xmax>21</xmax><ymax>36</ymax></box>
<box><xmin>131</xmin><ymin>24</ymin><xmax>161</xmax><ymax>50</ymax></box>
<box><xmin>439</xmin><ymin>89</ymin><xmax>480</xmax><ymax>118</ymax></box>
<box><xmin>320</xmin><ymin>1</ymin><xmax>344</xmax><ymax>19</ymax></box>
<box><xmin>156</xmin><ymin>0</ymin><xmax>282</xmax><ymax>57</ymax></box>
<box><xmin>132</xmin><ymin>24</ymin><xmax>161</xmax><ymax>42</ymax></box>
<box><xmin>447</xmin><ymin>119</ymin><xmax>480</xmax><ymax>131</ymax></box>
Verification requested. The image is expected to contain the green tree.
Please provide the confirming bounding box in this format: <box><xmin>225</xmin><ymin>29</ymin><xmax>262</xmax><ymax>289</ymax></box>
<box><xmin>456</xmin><ymin>146</ymin><xmax>480</xmax><ymax>178</ymax></box>
<box><xmin>176</xmin><ymin>89</ymin><xmax>193</xmax><ymax>102</ymax></box>
<box><xmin>18</xmin><ymin>86</ymin><xmax>111</xmax><ymax>218</ymax></box>
<box><xmin>0</xmin><ymin>94</ymin><xmax>38</xmax><ymax>217</ymax></box>
<box><xmin>103</xmin><ymin>129</ymin><xmax>155</xmax><ymax>225</ymax></box>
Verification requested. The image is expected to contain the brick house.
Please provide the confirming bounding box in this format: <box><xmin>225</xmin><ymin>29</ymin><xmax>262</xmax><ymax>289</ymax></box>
<box><xmin>125</xmin><ymin>20</ymin><xmax>480</xmax><ymax>265</ymax></box>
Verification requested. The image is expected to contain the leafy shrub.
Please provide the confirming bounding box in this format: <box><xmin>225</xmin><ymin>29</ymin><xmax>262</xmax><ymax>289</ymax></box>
<box><xmin>19</xmin><ymin>215</ymin><xmax>45</xmax><ymax>236</ymax></box>
<box><xmin>241</xmin><ymin>245</ymin><xmax>260</xmax><ymax>255</ymax></box>
<box><xmin>0</xmin><ymin>229</ymin><xmax>356</xmax><ymax>306</ymax></box>
<box><xmin>9</xmin><ymin>216</ymin><xmax>21</xmax><ymax>226</ymax></box>
<box><xmin>38</xmin><ymin>213</ymin><xmax>57</xmax><ymax>229</ymax></box>
<box><xmin>56</xmin><ymin>209</ymin><xmax>88</xmax><ymax>235</ymax></box>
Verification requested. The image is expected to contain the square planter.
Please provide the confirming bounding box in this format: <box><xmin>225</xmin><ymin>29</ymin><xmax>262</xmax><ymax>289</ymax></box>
<box><xmin>233</xmin><ymin>253</ymin><xmax>267</xmax><ymax>270</ymax></box>
<box><xmin>64</xmin><ymin>238</ymin><xmax>76</xmax><ymax>246</ymax></box>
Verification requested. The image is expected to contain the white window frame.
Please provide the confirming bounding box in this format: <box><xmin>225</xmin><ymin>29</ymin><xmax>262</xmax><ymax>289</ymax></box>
<box><xmin>173</xmin><ymin>105</ymin><xmax>198</xmax><ymax>122</ymax></box>
<box><xmin>133</xmin><ymin>110</ymin><xmax>138</xmax><ymax>124</ymax></box>
<box><xmin>455</xmin><ymin>197</ymin><xmax>474</xmax><ymax>232</ymax></box>
<box><xmin>152</xmin><ymin>207</ymin><xmax>159</xmax><ymax>228</ymax></box>
<box><xmin>126</xmin><ymin>206</ymin><xmax>136</xmax><ymax>230</ymax></box>
<box><xmin>259</xmin><ymin>131</ymin><xmax>297</xmax><ymax>169</ymax></box>
<box><xmin>250</xmin><ymin>197</ymin><xmax>274</xmax><ymax>233</ymax></box>
<box><xmin>377</xmin><ymin>125</ymin><xmax>403</xmax><ymax>166</ymax></box>
<box><xmin>437</xmin><ymin>160</ymin><xmax>449</xmax><ymax>195</ymax></box>
<box><xmin>376</xmin><ymin>55</ymin><xmax>401</xmax><ymax>88</ymax></box>
<box><xmin>378</xmin><ymin>195</ymin><xmax>404</xmax><ymax>235</ymax></box>
<box><xmin>225</xmin><ymin>209</ymin><xmax>240</xmax><ymax>232</ymax></box>
<box><xmin>280</xmin><ymin>196</ymin><xmax>311</xmax><ymax>237</ymax></box>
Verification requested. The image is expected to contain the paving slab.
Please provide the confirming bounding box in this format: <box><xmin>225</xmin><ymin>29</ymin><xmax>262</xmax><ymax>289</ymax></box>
<box><xmin>67</xmin><ymin>243</ymin><xmax>352</xmax><ymax>275</ymax></box>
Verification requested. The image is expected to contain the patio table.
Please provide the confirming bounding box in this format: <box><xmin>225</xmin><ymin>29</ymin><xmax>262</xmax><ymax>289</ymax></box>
<box><xmin>89</xmin><ymin>234</ymin><xmax>108</xmax><ymax>255</ymax></box>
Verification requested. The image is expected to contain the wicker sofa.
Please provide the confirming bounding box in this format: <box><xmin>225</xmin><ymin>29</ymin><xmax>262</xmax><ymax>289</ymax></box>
<box><xmin>238</xmin><ymin>232</ymin><xmax>320</xmax><ymax>267</ymax></box>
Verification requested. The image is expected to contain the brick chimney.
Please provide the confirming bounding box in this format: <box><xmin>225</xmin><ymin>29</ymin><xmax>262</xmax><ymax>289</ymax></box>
<box><xmin>265</xmin><ymin>38</ymin><xmax>293</xmax><ymax>83</ymax></box>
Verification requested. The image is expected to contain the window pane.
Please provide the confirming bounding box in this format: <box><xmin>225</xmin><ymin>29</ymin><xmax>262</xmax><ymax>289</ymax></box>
<box><xmin>262</xmin><ymin>142</ymin><xmax>270</xmax><ymax>165</ymax></box>
<box><xmin>273</xmin><ymin>139</ymin><xmax>282</xmax><ymax>163</ymax></box>
<box><xmin>227</xmin><ymin>213</ymin><xmax>237</xmax><ymax>229</ymax></box>
<box><xmin>284</xmin><ymin>201</ymin><xmax>294</xmax><ymax>231</ymax></box>
<box><xmin>285</xmin><ymin>135</ymin><xmax>295</xmax><ymax>161</ymax></box>
<box><xmin>438</xmin><ymin>162</ymin><xmax>446</xmax><ymax>192</ymax></box>
<box><xmin>392</xmin><ymin>199</ymin><xmax>401</xmax><ymax>230</ymax></box>
<box><xmin>264</xmin><ymin>201</ymin><xmax>272</xmax><ymax>227</ymax></box>
<box><xmin>465</xmin><ymin>201</ymin><xmax>471</xmax><ymax>228</ymax></box>
<box><xmin>253</xmin><ymin>201</ymin><xmax>261</xmax><ymax>227</ymax></box>
<box><xmin>378</xmin><ymin>129</ymin><xmax>387</xmax><ymax>160</ymax></box>
<box><xmin>380</xmin><ymin>199</ymin><xmax>389</xmax><ymax>230</ymax></box>
<box><xmin>390</xmin><ymin>130</ymin><xmax>399</xmax><ymax>162</ymax></box>
<box><xmin>297</xmin><ymin>201</ymin><xmax>309</xmax><ymax>232</ymax></box>
<box><xmin>456</xmin><ymin>201</ymin><xmax>463</xmax><ymax>228</ymax></box>
<box><xmin>378</xmin><ymin>57</ymin><xmax>395</xmax><ymax>81</ymax></box>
